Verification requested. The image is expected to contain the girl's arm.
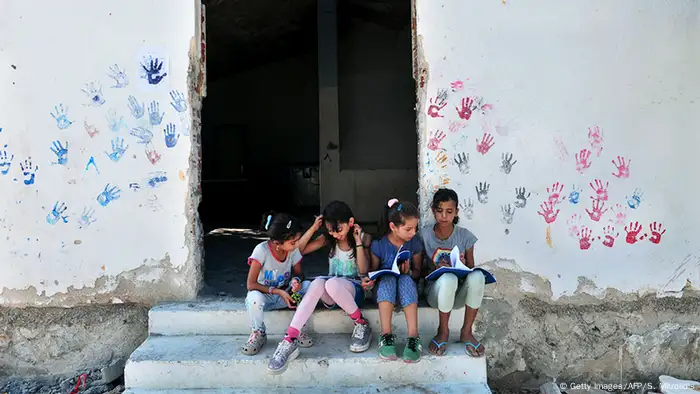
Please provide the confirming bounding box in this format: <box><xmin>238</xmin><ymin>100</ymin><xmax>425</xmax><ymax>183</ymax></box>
<box><xmin>246</xmin><ymin>260</ymin><xmax>274</xmax><ymax>293</ymax></box>
<box><xmin>355</xmin><ymin>232</ymin><xmax>371</xmax><ymax>275</ymax></box>
<box><xmin>297</xmin><ymin>216</ymin><xmax>325</xmax><ymax>255</ymax></box>
<box><xmin>292</xmin><ymin>261</ymin><xmax>304</xmax><ymax>277</ymax></box>
<box><xmin>464</xmin><ymin>246</ymin><xmax>475</xmax><ymax>269</ymax></box>
<box><xmin>370</xmin><ymin>252</ymin><xmax>381</xmax><ymax>271</ymax></box>
<box><xmin>410</xmin><ymin>252</ymin><xmax>422</xmax><ymax>280</ymax></box>
<box><xmin>301</xmin><ymin>234</ymin><xmax>326</xmax><ymax>255</ymax></box>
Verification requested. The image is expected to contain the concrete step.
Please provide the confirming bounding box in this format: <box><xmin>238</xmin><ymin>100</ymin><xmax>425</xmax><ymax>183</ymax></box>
<box><xmin>125</xmin><ymin>334</ymin><xmax>488</xmax><ymax>390</ymax></box>
<box><xmin>149</xmin><ymin>299</ymin><xmax>472</xmax><ymax>336</ymax></box>
<box><xmin>124</xmin><ymin>383</ymin><xmax>492</xmax><ymax>393</ymax></box>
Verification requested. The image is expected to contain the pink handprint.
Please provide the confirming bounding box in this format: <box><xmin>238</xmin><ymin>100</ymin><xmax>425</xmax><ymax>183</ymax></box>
<box><xmin>648</xmin><ymin>222</ymin><xmax>666</xmax><ymax>245</ymax></box>
<box><xmin>475</xmin><ymin>133</ymin><xmax>495</xmax><ymax>155</ymax></box>
<box><xmin>427</xmin><ymin>96</ymin><xmax>447</xmax><ymax>118</ymax></box>
<box><xmin>589</xmin><ymin>179</ymin><xmax>609</xmax><ymax>201</ymax></box>
<box><xmin>547</xmin><ymin>182</ymin><xmax>566</xmax><ymax>205</ymax></box>
<box><xmin>578</xmin><ymin>226</ymin><xmax>594</xmax><ymax>250</ymax></box>
<box><xmin>456</xmin><ymin>97</ymin><xmax>474</xmax><ymax>121</ymax></box>
<box><xmin>537</xmin><ymin>200</ymin><xmax>560</xmax><ymax>224</ymax></box>
<box><xmin>146</xmin><ymin>146</ymin><xmax>161</xmax><ymax>165</ymax></box>
<box><xmin>448</xmin><ymin>120</ymin><xmax>465</xmax><ymax>133</ymax></box>
<box><xmin>588</xmin><ymin>125</ymin><xmax>604</xmax><ymax>157</ymax></box>
<box><xmin>585</xmin><ymin>199</ymin><xmax>608</xmax><ymax>222</ymax></box>
<box><xmin>612</xmin><ymin>204</ymin><xmax>627</xmax><ymax>225</ymax></box>
<box><xmin>611</xmin><ymin>156</ymin><xmax>631</xmax><ymax>179</ymax></box>
<box><xmin>575</xmin><ymin>149</ymin><xmax>592</xmax><ymax>174</ymax></box>
<box><xmin>567</xmin><ymin>214</ymin><xmax>581</xmax><ymax>238</ymax></box>
<box><xmin>599</xmin><ymin>225</ymin><xmax>619</xmax><ymax>248</ymax></box>
<box><xmin>624</xmin><ymin>221</ymin><xmax>644</xmax><ymax>244</ymax></box>
<box><xmin>451</xmin><ymin>80</ymin><xmax>465</xmax><ymax>91</ymax></box>
<box><xmin>427</xmin><ymin>130</ymin><xmax>446</xmax><ymax>151</ymax></box>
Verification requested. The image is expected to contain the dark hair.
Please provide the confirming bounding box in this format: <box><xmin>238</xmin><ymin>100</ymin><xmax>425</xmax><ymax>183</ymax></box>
<box><xmin>378</xmin><ymin>198</ymin><xmax>419</xmax><ymax>236</ymax></box>
<box><xmin>260</xmin><ymin>212</ymin><xmax>302</xmax><ymax>242</ymax></box>
<box><xmin>431</xmin><ymin>188</ymin><xmax>460</xmax><ymax>224</ymax></box>
<box><xmin>322</xmin><ymin>200</ymin><xmax>357</xmax><ymax>259</ymax></box>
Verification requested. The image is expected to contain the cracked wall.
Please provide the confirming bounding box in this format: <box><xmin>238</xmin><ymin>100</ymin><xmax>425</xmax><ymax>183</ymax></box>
<box><xmin>0</xmin><ymin>0</ymin><xmax>203</xmax><ymax>308</ymax></box>
<box><xmin>414</xmin><ymin>0</ymin><xmax>700</xmax><ymax>385</ymax></box>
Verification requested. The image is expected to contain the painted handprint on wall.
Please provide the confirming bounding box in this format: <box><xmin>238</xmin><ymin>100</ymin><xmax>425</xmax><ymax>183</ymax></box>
<box><xmin>147</xmin><ymin>171</ymin><xmax>168</xmax><ymax>188</ymax></box>
<box><xmin>501</xmin><ymin>204</ymin><xmax>515</xmax><ymax>224</ymax></box>
<box><xmin>568</xmin><ymin>185</ymin><xmax>582</xmax><ymax>205</ymax></box>
<box><xmin>50</xmin><ymin>104</ymin><xmax>73</xmax><ymax>129</ymax></box>
<box><xmin>588</xmin><ymin>126</ymin><xmax>604</xmax><ymax>157</ymax></box>
<box><xmin>107</xmin><ymin>64</ymin><xmax>129</xmax><ymax>88</ymax></box>
<box><xmin>49</xmin><ymin>140</ymin><xmax>68</xmax><ymax>165</ymax></box>
<box><xmin>84</xmin><ymin>121</ymin><xmax>99</xmax><ymax>138</ymax></box>
<box><xmin>500</xmin><ymin>152</ymin><xmax>517</xmax><ymax>174</ymax></box>
<box><xmin>585</xmin><ymin>199</ymin><xmax>608</xmax><ymax>222</ymax></box>
<box><xmin>141</xmin><ymin>56</ymin><xmax>168</xmax><ymax>85</ymax></box>
<box><xmin>611</xmin><ymin>156</ymin><xmax>631</xmax><ymax>179</ymax></box>
<box><xmin>46</xmin><ymin>201</ymin><xmax>69</xmax><ymax>225</ymax></box>
<box><xmin>0</xmin><ymin>146</ymin><xmax>14</xmax><ymax>175</ymax></box>
<box><xmin>626</xmin><ymin>188</ymin><xmax>643</xmax><ymax>209</ymax></box>
<box><xmin>127</xmin><ymin>96</ymin><xmax>145</xmax><ymax>119</ymax></box>
<box><xmin>612</xmin><ymin>204</ymin><xmax>627</xmax><ymax>225</ymax></box>
<box><xmin>82</xmin><ymin>82</ymin><xmax>105</xmax><ymax>107</ymax></box>
<box><xmin>624</xmin><ymin>221</ymin><xmax>645</xmax><ymax>244</ymax></box>
<box><xmin>78</xmin><ymin>207</ymin><xmax>97</xmax><ymax>229</ymax></box>
<box><xmin>567</xmin><ymin>214</ymin><xmax>581</xmax><ymax>238</ymax></box>
<box><xmin>599</xmin><ymin>225</ymin><xmax>619</xmax><ymax>248</ymax></box>
<box><xmin>475</xmin><ymin>133</ymin><xmax>495</xmax><ymax>155</ymax></box>
<box><xmin>106</xmin><ymin>109</ymin><xmax>126</xmax><ymax>132</ymax></box>
<box><xmin>435</xmin><ymin>150</ymin><xmax>448</xmax><ymax>169</ymax></box>
<box><xmin>589</xmin><ymin>179</ymin><xmax>609</xmax><ymax>201</ymax></box>
<box><xmin>148</xmin><ymin>101</ymin><xmax>165</xmax><ymax>126</ymax></box>
<box><xmin>427</xmin><ymin>130</ymin><xmax>445</xmax><ymax>151</ymax></box>
<box><xmin>454</xmin><ymin>152</ymin><xmax>469</xmax><ymax>174</ymax></box>
<box><xmin>97</xmin><ymin>184</ymin><xmax>121</xmax><ymax>207</ymax></box>
<box><xmin>20</xmin><ymin>158</ymin><xmax>37</xmax><ymax>185</ymax></box>
<box><xmin>169</xmin><ymin>90</ymin><xmax>188</xmax><ymax>113</ymax></box>
<box><xmin>130</xmin><ymin>127</ymin><xmax>153</xmax><ymax>144</ymax></box>
<box><xmin>537</xmin><ymin>200</ymin><xmax>560</xmax><ymax>224</ymax></box>
<box><xmin>577</xmin><ymin>226</ymin><xmax>594</xmax><ymax>250</ymax></box>
<box><xmin>648</xmin><ymin>222</ymin><xmax>666</xmax><ymax>245</ymax></box>
<box><xmin>164</xmin><ymin>124</ymin><xmax>179</xmax><ymax>148</ymax></box>
<box><xmin>146</xmin><ymin>145</ymin><xmax>162</xmax><ymax>165</ymax></box>
<box><xmin>105</xmin><ymin>137</ymin><xmax>128</xmax><ymax>162</ymax></box>
<box><xmin>456</xmin><ymin>97</ymin><xmax>475</xmax><ymax>121</ymax></box>
<box><xmin>514</xmin><ymin>187</ymin><xmax>530</xmax><ymax>208</ymax></box>
<box><xmin>459</xmin><ymin>198</ymin><xmax>474</xmax><ymax>220</ymax></box>
<box><xmin>575</xmin><ymin>149</ymin><xmax>592</xmax><ymax>174</ymax></box>
<box><xmin>475</xmin><ymin>182</ymin><xmax>490</xmax><ymax>204</ymax></box>
<box><xmin>546</xmin><ymin>182</ymin><xmax>566</xmax><ymax>205</ymax></box>
<box><xmin>427</xmin><ymin>95</ymin><xmax>446</xmax><ymax>118</ymax></box>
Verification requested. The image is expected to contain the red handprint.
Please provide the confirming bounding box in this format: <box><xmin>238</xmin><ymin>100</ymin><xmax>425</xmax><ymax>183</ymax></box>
<box><xmin>599</xmin><ymin>225</ymin><xmax>619</xmax><ymax>248</ymax></box>
<box><xmin>585</xmin><ymin>199</ymin><xmax>608</xmax><ymax>222</ymax></box>
<box><xmin>475</xmin><ymin>133</ymin><xmax>495</xmax><ymax>155</ymax></box>
<box><xmin>611</xmin><ymin>156</ymin><xmax>631</xmax><ymax>179</ymax></box>
<box><xmin>624</xmin><ymin>221</ymin><xmax>644</xmax><ymax>244</ymax></box>
<box><xmin>589</xmin><ymin>179</ymin><xmax>609</xmax><ymax>201</ymax></box>
<box><xmin>575</xmin><ymin>149</ymin><xmax>592</xmax><ymax>174</ymax></box>
<box><xmin>451</xmin><ymin>80</ymin><xmax>465</xmax><ymax>91</ymax></box>
<box><xmin>537</xmin><ymin>200</ymin><xmax>560</xmax><ymax>224</ymax></box>
<box><xmin>648</xmin><ymin>222</ymin><xmax>666</xmax><ymax>245</ymax></box>
<box><xmin>546</xmin><ymin>182</ymin><xmax>566</xmax><ymax>205</ymax></box>
<box><xmin>427</xmin><ymin>96</ymin><xmax>447</xmax><ymax>118</ymax></box>
<box><xmin>427</xmin><ymin>130</ymin><xmax>446</xmax><ymax>151</ymax></box>
<box><xmin>146</xmin><ymin>146</ymin><xmax>162</xmax><ymax>165</ymax></box>
<box><xmin>588</xmin><ymin>125</ymin><xmax>604</xmax><ymax>157</ymax></box>
<box><xmin>456</xmin><ymin>97</ymin><xmax>474</xmax><ymax>120</ymax></box>
<box><xmin>578</xmin><ymin>226</ymin><xmax>594</xmax><ymax>250</ymax></box>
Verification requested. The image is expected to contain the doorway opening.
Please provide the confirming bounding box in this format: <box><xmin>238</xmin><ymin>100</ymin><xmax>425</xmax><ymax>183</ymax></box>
<box><xmin>199</xmin><ymin>0</ymin><xmax>417</xmax><ymax>297</ymax></box>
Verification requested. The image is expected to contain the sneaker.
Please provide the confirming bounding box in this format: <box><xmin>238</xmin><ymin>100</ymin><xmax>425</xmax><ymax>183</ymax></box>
<box><xmin>267</xmin><ymin>339</ymin><xmax>300</xmax><ymax>375</ymax></box>
<box><xmin>402</xmin><ymin>336</ymin><xmax>422</xmax><ymax>363</ymax></box>
<box><xmin>378</xmin><ymin>333</ymin><xmax>398</xmax><ymax>360</ymax></box>
<box><xmin>349</xmin><ymin>321</ymin><xmax>372</xmax><ymax>353</ymax></box>
<box><xmin>241</xmin><ymin>330</ymin><xmax>267</xmax><ymax>355</ymax></box>
<box><xmin>297</xmin><ymin>330</ymin><xmax>314</xmax><ymax>348</ymax></box>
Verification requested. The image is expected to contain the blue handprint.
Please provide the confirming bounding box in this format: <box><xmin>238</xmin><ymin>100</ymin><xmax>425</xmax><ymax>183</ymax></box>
<box><xmin>127</xmin><ymin>96</ymin><xmax>145</xmax><ymax>119</ymax></box>
<box><xmin>78</xmin><ymin>207</ymin><xmax>97</xmax><ymax>228</ymax></box>
<box><xmin>0</xmin><ymin>146</ymin><xmax>14</xmax><ymax>175</ymax></box>
<box><xmin>107</xmin><ymin>64</ymin><xmax>129</xmax><ymax>88</ymax></box>
<box><xmin>130</xmin><ymin>127</ymin><xmax>153</xmax><ymax>144</ymax></box>
<box><xmin>164</xmin><ymin>123</ymin><xmax>179</xmax><ymax>148</ymax></box>
<box><xmin>147</xmin><ymin>171</ymin><xmax>168</xmax><ymax>188</ymax></box>
<box><xmin>46</xmin><ymin>201</ymin><xmax>69</xmax><ymax>225</ymax></box>
<box><xmin>169</xmin><ymin>90</ymin><xmax>187</xmax><ymax>112</ymax></box>
<box><xmin>626</xmin><ymin>188</ymin><xmax>644</xmax><ymax>209</ymax></box>
<box><xmin>96</xmin><ymin>184</ymin><xmax>121</xmax><ymax>207</ymax></box>
<box><xmin>81</xmin><ymin>82</ymin><xmax>105</xmax><ymax>107</ymax></box>
<box><xmin>50</xmin><ymin>104</ymin><xmax>73</xmax><ymax>129</ymax></box>
<box><xmin>141</xmin><ymin>56</ymin><xmax>168</xmax><ymax>85</ymax></box>
<box><xmin>106</xmin><ymin>109</ymin><xmax>126</xmax><ymax>132</ymax></box>
<box><xmin>105</xmin><ymin>137</ymin><xmax>128</xmax><ymax>162</ymax></box>
<box><xmin>50</xmin><ymin>140</ymin><xmax>68</xmax><ymax>165</ymax></box>
<box><xmin>19</xmin><ymin>158</ymin><xmax>37</xmax><ymax>185</ymax></box>
<box><xmin>568</xmin><ymin>185</ymin><xmax>582</xmax><ymax>205</ymax></box>
<box><xmin>148</xmin><ymin>101</ymin><xmax>165</xmax><ymax>126</ymax></box>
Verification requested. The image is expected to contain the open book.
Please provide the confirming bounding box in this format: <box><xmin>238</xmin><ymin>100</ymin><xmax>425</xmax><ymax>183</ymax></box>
<box><xmin>367</xmin><ymin>247</ymin><xmax>411</xmax><ymax>281</ymax></box>
<box><xmin>425</xmin><ymin>246</ymin><xmax>496</xmax><ymax>284</ymax></box>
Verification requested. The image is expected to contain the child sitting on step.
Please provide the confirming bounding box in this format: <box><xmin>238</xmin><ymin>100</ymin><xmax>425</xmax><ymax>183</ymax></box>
<box><xmin>370</xmin><ymin>198</ymin><xmax>424</xmax><ymax>363</ymax></box>
<box><xmin>267</xmin><ymin>201</ymin><xmax>374</xmax><ymax>375</ymax></box>
<box><xmin>241</xmin><ymin>213</ymin><xmax>312</xmax><ymax>356</ymax></box>
<box><xmin>421</xmin><ymin>188</ymin><xmax>485</xmax><ymax>357</ymax></box>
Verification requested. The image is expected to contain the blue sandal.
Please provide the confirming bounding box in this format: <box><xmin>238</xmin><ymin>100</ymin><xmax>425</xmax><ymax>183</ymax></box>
<box><xmin>429</xmin><ymin>338</ymin><xmax>448</xmax><ymax>356</ymax></box>
<box><xmin>463</xmin><ymin>341</ymin><xmax>484</xmax><ymax>357</ymax></box>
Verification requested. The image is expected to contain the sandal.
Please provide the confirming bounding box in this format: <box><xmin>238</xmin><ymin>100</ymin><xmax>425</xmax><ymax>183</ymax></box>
<box><xmin>463</xmin><ymin>341</ymin><xmax>484</xmax><ymax>357</ymax></box>
<box><xmin>428</xmin><ymin>338</ymin><xmax>448</xmax><ymax>356</ymax></box>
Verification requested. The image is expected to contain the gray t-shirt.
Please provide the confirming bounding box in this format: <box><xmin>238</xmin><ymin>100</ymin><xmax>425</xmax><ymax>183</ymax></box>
<box><xmin>420</xmin><ymin>224</ymin><xmax>478</xmax><ymax>269</ymax></box>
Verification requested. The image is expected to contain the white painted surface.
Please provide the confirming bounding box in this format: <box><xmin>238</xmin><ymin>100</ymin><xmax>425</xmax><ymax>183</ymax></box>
<box><xmin>149</xmin><ymin>300</ymin><xmax>474</xmax><ymax>336</ymax></box>
<box><xmin>125</xmin><ymin>334</ymin><xmax>488</xmax><ymax>389</ymax></box>
<box><xmin>0</xmin><ymin>0</ymin><xmax>198</xmax><ymax>304</ymax></box>
<box><xmin>415</xmin><ymin>0</ymin><xmax>700</xmax><ymax>298</ymax></box>
<box><xmin>659</xmin><ymin>375</ymin><xmax>700</xmax><ymax>394</ymax></box>
<box><xmin>124</xmin><ymin>383</ymin><xmax>492</xmax><ymax>394</ymax></box>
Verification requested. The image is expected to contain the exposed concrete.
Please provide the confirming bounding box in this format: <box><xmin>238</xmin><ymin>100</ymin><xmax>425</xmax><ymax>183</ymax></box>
<box><xmin>124</xmin><ymin>383</ymin><xmax>492</xmax><ymax>394</ymax></box>
<box><xmin>125</xmin><ymin>334</ymin><xmax>488</xmax><ymax>389</ymax></box>
<box><xmin>0</xmin><ymin>304</ymin><xmax>147</xmax><ymax>378</ymax></box>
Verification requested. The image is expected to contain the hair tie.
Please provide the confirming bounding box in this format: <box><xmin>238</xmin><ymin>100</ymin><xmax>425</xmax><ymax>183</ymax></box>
<box><xmin>265</xmin><ymin>215</ymin><xmax>272</xmax><ymax>230</ymax></box>
<box><xmin>397</xmin><ymin>204</ymin><xmax>403</xmax><ymax>212</ymax></box>
<box><xmin>387</xmin><ymin>198</ymin><xmax>399</xmax><ymax>207</ymax></box>
<box><xmin>287</xmin><ymin>220</ymin><xmax>292</xmax><ymax>229</ymax></box>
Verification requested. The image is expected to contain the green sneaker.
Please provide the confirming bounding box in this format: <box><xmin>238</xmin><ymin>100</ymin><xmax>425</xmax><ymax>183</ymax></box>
<box><xmin>402</xmin><ymin>336</ymin><xmax>422</xmax><ymax>363</ymax></box>
<box><xmin>378</xmin><ymin>333</ymin><xmax>398</xmax><ymax>360</ymax></box>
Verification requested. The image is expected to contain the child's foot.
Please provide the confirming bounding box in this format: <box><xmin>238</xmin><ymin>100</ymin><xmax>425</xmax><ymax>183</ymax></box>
<box><xmin>460</xmin><ymin>331</ymin><xmax>485</xmax><ymax>357</ymax></box>
<box><xmin>267</xmin><ymin>339</ymin><xmax>300</xmax><ymax>375</ymax></box>
<box><xmin>428</xmin><ymin>333</ymin><xmax>448</xmax><ymax>356</ymax></box>
<box><xmin>378</xmin><ymin>333</ymin><xmax>398</xmax><ymax>360</ymax></box>
<box><xmin>349</xmin><ymin>320</ymin><xmax>372</xmax><ymax>353</ymax></box>
<box><xmin>241</xmin><ymin>330</ymin><xmax>267</xmax><ymax>355</ymax></box>
<box><xmin>402</xmin><ymin>336</ymin><xmax>422</xmax><ymax>363</ymax></box>
<box><xmin>297</xmin><ymin>330</ymin><xmax>314</xmax><ymax>348</ymax></box>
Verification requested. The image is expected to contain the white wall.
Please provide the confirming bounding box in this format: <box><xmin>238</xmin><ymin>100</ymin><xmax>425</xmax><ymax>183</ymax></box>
<box><xmin>0</xmin><ymin>0</ymin><xmax>201</xmax><ymax>306</ymax></box>
<box><xmin>415</xmin><ymin>0</ymin><xmax>700</xmax><ymax>299</ymax></box>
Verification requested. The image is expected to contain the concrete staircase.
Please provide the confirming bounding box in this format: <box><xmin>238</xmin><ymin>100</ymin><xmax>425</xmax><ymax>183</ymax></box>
<box><xmin>124</xmin><ymin>299</ymin><xmax>492</xmax><ymax>393</ymax></box>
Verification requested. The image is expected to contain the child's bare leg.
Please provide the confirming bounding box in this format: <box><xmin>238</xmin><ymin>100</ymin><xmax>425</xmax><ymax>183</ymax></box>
<box><xmin>426</xmin><ymin>274</ymin><xmax>459</xmax><ymax>355</ymax></box>
<box><xmin>402</xmin><ymin>303</ymin><xmax>419</xmax><ymax>337</ymax></box>
<box><xmin>378</xmin><ymin>301</ymin><xmax>394</xmax><ymax>335</ymax></box>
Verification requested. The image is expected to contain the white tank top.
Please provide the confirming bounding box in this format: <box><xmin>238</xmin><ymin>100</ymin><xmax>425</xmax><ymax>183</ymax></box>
<box><xmin>328</xmin><ymin>244</ymin><xmax>359</xmax><ymax>278</ymax></box>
